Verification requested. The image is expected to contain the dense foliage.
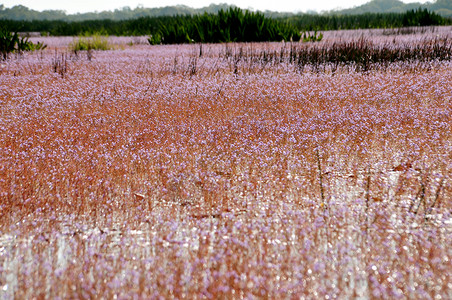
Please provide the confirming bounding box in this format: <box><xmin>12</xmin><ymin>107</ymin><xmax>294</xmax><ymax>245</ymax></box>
<box><xmin>150</xmin><ymin>8</ymin><xmax>301</xmax><ymax>44</ymax></box>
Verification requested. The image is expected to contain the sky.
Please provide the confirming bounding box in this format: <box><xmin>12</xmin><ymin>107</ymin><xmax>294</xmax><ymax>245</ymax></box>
<box><xmin>1</xmin><ymin>0</ymin><xmax>431</xmax><ymax>14</ymax></box>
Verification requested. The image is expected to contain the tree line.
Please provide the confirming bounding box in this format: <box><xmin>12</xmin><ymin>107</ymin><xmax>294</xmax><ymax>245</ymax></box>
<box><xmin>0</xmin><ymin>8</ymin><xmax>448</xmax><ymax>44</ymax></box>
<box><xmin>285</xmin><ymin>8</ymin><xmax>448</xmax><ymax>31</ymax></box>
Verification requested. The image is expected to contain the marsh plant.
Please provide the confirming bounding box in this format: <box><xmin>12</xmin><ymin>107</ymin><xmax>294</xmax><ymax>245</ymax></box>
<box><xmin>0</xmin><ymin>29</ymin><xmax>47</xmax><ymax>59</ymax></box>
<box><xmin>216</xmin><ymin>36</ymin><xmax>452</xmax><ymax>74</ymax></box>
<box><xmin>0</xmin><ymin>28</ymin><xmax>451</xmax><ymax>299</ymax></box>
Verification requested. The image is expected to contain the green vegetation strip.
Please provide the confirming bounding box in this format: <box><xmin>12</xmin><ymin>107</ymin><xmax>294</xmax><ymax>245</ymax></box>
<box><xmin>0</xmin><ymin>8</ymin><xmax>448</xmax><ymax>44</ymax></box>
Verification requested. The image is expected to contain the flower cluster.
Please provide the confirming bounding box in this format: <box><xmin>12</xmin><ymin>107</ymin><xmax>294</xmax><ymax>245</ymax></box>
<box><xmin>0</xmin><ymin>27</ymin><xmax>451</xmax><ymax>299</ymax></box>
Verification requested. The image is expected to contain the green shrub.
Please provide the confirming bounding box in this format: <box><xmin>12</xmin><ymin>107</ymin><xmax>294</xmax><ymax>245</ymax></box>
<box><xmin>0</xmin><ymin>29</ymin><xmax>17</xmax><ymax>59</ymax></box>
<box><xmin>148</xmin><ymin>33</ymin><xmax>162</xmax><ymax>45</ymax></box>
<box><xmin>70</xmin><ymin>33</ymin><xmax>110</xmax><ymax>51</ymax></box>
<box><xmin>17</xmin><ymin>36</ymin><xmax>47</xmax><ymax>51</ymax></box>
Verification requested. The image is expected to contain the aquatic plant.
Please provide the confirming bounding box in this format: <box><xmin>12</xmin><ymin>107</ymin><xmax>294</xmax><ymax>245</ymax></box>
<box><xmin>0</xmin><ymin>28</ymin><xmax>451</xmax><ymax>299</ymax></box>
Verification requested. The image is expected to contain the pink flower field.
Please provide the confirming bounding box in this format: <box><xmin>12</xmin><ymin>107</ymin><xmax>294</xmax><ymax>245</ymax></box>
<box><xmin>1</xmin><ymin>27</ymin><xmax>451</xmax><ymax>299</ymax></box>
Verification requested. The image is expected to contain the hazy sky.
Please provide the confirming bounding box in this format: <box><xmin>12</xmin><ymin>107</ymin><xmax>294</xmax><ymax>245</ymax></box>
<box><xmin>2</xmin><ymin>0</ymin><xmax>430</xmax><ymax>14</ymax></box>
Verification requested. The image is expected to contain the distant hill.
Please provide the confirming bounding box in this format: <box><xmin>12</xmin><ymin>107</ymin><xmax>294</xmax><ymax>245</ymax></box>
<box><xmin>337</xmin><ymin>0</ymin><xmax>421</xmax><ymax>14</ymax></box>
<box><xmin>0</xmin><ymin>0</ymin><xmax>451</xmax><ymax>21</ymax></box>
<box><xmin>335</xmin><ymin>0</ymin><xmax>452</xmax><ymax>16</ymax></box>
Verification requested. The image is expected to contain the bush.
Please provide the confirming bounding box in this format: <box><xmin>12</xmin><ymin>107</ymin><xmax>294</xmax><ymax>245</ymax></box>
<box><xmin>0</xmin><ymin>29</ymin><xmax>17</xmax><ymax>59</ymax></box>
<box><xmin>148</xmin><ymin>32</ymin><xmax>162</xmax><ymax>45</ymax></box>
<box><xmin>70</xmin><ymin>33</ymin><xmax>111</xmax><ymax>51</ymax></box>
